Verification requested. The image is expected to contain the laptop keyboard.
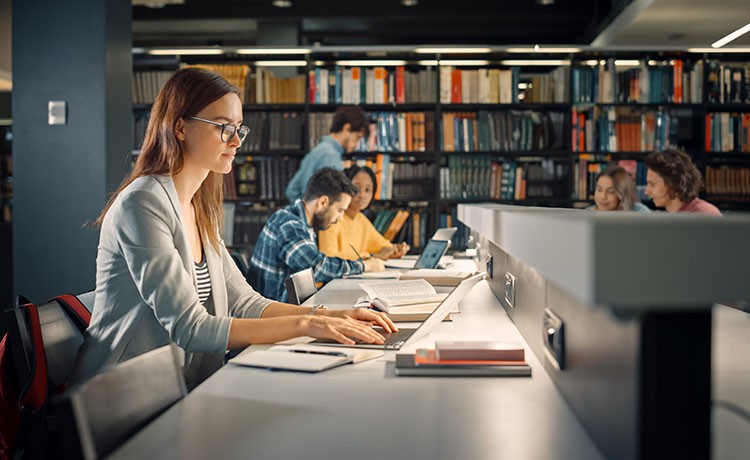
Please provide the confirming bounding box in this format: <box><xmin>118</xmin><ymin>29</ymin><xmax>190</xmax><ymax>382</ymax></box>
<box><xmin>351</xmin><ymin>328</ymin><xmax>415</xmax><ymax>347</ymax></box>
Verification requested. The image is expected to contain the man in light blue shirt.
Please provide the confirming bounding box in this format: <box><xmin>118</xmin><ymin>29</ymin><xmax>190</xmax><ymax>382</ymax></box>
<box><xmin>285</xmin><ymin>106</ymin><xmax>367</xmax><ymax>201</ymax></box>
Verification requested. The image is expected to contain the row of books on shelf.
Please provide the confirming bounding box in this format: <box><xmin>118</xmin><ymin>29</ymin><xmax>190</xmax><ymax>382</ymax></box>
<box><xmin>368</xmin><ymin>207</ymin><xmax>431</xmax><ymax>250</ymax></box>
<box><xmin>440</xmin><ymin>67</ymin><xmax>521</xmax><ymax>104</ymax></box>
<box><xmin>442</xmin><ymin>110</ymin><xmax>565</xmax><ymax>152</ymax></box>
<box><xmin>705</xmin><ymin>166</ymin><xmax>750</xmax><ymax>198</ymax></box>
<box><xmin>372</xmin><ymin>154</ymin><xmax>437</xmax><ymax>200</ymax></box>
<box><xmin>705</xmin><ymin>113</ymin><xmax>750</xmax><ymax>153</ymax></box>
<box><xmin>572</xmin><ymin>107</ymin><xmax>681</xmax><ymax>153</ymax></box>
<box><xmin>355</xmin><ymin>112</ymin><xmax>435</xmax><ymax>152</ymax></box>
<box><xmin>237</xmin><ymin>112</ymin><xmax>305</xmax><ymax>152</ymax></box>
<box><xmin>440</xmin><ymin>156</ymin><xmax>567</xmax><ymax>201</ymax></box>
<box><xmin>705</xmin><ymin>61</ymin><xmax>750</xmax><ymax>104</ymax></box>
<box><xmin>309</xmin><ymin>66</ymin><xmax>437</xmax><ymax>104</ymax></box>
<box><xmin>221</xmin><ymin>202</ymin><xmax>271</xmax><ymax>249</ymax></box>
<box><xmin>224</xmin><ymin>158</ymin><xmax>300</xmax><ymax>200</ymax></box>
<box><xmin>251</xmin><ymin>68</ymin><xmax>306</xmax><ymax>104</ymax></box>
<box><xmin>572</xmin><ymin>59</ymin><xmax>702</xmax><ymax>104</ymax></box>
<box><xmin>132</xmin><ymin>70</ymin><xmax>176</xmax><ymax>105</ymax></box>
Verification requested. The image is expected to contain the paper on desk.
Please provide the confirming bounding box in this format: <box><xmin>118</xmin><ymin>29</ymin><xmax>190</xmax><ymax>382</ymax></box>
<box><xmin>345</xmin><ymin>270</ymin><xmax>402</xmax><ymax>279</ymax></box>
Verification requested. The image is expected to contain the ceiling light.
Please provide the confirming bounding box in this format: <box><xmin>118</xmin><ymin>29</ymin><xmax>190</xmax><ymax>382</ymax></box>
<box><xmin>272</xmin><ymin>0</ymin><xmax>292</xmax><ymax>7</ymax></box>
<box><xmin>237</xmin><ymin>48</ymin><xmax>311</xmax><ymax>55</ymax></box>
<box><xmin>335</xmin><ymin>60</ymin><xmax>407</xmax><ymax>66</ymax></box>
<box><xmin>148</xmin><ymin>48</ymin><xmax>224</xmax><ymax>56</ymax></box>
<box><xmin>536</xmin><ymin>0</ymin><xmax>555</xmax><ymax>5</ymax></box>
<box><xmin>506</xmin><ymin>47</ymin><xmax>581</xmax><ymax>53</ymax></box>
<box><xmin>415</xmin><ymin>47</ymin><xmax>492</xmax><ymax>54</ymax></box>
<box><xmin>401</xmin><ymin>0</ymin><xmax>418</xmax><ymax>6</ymax></box>
<box><xmin>711</xmin><ymin>22</ymin><xmax>750</xmax><ymax>48</ymax></box>
<box><xmin>688</xmin><ymin>47</ymin><xmax>750</xmax><ymax>53</ymax></box>
<box><xmin>614</xmin><ymin>60</ymin><xmax>640</xmax><ymax>66</ymax></box>
<box><xmin>254</xmin><ymin>60</ymin><xmax>308</xmax><ymax>67</ymax></box>
<box><xmin>500</xmin><ymin>60</ymin><xmax>570</xmax><ymax>66</ymax></box>
<box><xmin>418</xmin><ymin>59</ymin><xmax>490</xmax><ymax>66</ymax></box>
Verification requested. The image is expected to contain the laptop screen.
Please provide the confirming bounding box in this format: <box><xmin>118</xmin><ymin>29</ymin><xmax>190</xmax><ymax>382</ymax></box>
<box><xmin>414</xmin><ymin>239</ymin><xmax>450</xmax><ymax>269</ymax></box>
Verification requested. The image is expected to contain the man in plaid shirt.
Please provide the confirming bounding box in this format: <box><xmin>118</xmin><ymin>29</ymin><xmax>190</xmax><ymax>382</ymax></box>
<box><xmin>249</xmin><ymin>168</ymin><xmax>385</xmax><ymax>302</ymax></box>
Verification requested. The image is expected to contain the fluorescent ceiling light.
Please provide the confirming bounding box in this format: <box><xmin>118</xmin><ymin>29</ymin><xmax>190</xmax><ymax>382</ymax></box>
<box><xmin>148</xmin><ymin>48</ymin><xmax>224</xmax><ymax>56</ymax></box>
<box><xmin>254</xmin><ymin>60</ymin><xmax>308</xmax><ymax>67</ymax></box>
<box><xmin>237</xmin><ymin>48</ymin><xmax>311</xmax><ymax>55</ymax></box>
<box><xmin>500</xmin><ymin>60</ymin><xmax>570</xmax><ymax>66</ymax></box>
<box><xmin>688</xmin><ymin>47</ymin><xmax>750</xmax><ymax>53</ymax></box>
<box><xmin>418</xmin><ymin>60</ymin><xmax>490</xmax><ymax>66</ymax></box>
<box><xmin>711</xmin><ymin>22</ymin><xmax>750</xmax><ymax>48</ymax></box>
<box><xmin>505</xmin><ymin>47</ymin><xmax>581</xmax><ymax>53</ymax></box>
<box><xmin>335</xmin><ymin>60</ymin><xmax>407</xmax><ymax>66</ymax></box>
<box><xmin>414</xmin><ymin>47</ymin><xmax>492</xmax><ymax>54</ymax></box>
<box><xmin>614</xmin><ymin>60</ymin><xmax>640</xmax><ymax>66</ymax></box>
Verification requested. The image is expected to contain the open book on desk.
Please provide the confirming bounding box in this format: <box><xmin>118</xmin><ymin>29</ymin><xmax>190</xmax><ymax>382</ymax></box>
<box><xmin>230</xmin><ymin>344</ymin><xmax>383</xmax><ymax>373</ymax></box>
<box><xmin>357</xmin><ymin>279</ymin><xmax>455</xmax><ymax>322</ymax></box>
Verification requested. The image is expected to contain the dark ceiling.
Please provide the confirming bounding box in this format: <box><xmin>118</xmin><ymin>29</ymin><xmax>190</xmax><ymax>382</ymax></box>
<box><xmin>133</xmin><ymin>0</ymin><xmax>626</xmax><ymax>47</ymax></box>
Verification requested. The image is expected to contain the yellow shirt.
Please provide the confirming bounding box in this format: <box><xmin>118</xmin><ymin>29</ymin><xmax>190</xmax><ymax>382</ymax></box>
<box><xmin>318</xmin><ymin>212</ymin><xmax>392</xmax><ymax>260</ymax></box>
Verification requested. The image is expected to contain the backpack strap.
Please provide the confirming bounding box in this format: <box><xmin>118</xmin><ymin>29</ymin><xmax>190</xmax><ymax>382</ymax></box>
<box><xmin>49</xmin><ymin>294</ymin><xmax>91</xmax><ymax>329</ymax></box>
<box><xmin>18</xmin><ymin>302</ymin><xmax>47</xmax><ymax>415</ymax></box>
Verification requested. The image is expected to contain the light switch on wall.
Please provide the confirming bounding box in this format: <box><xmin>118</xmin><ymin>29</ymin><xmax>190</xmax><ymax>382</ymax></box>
<box><xmin>48</xmin><ymin>100</ymin><xmax>67</xmax><ymax>125</ymax></box>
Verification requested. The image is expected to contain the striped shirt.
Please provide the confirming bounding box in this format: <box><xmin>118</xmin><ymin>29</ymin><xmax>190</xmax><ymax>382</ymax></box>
<box><xmin>195</xmin><ymin>256</ymin><xmax>211</xmax><ymax>304</ymax></box>
<box><xmin>248</xmin><ymin>199</ymin><xmax>364</xmax><ymax>302</ymax></box>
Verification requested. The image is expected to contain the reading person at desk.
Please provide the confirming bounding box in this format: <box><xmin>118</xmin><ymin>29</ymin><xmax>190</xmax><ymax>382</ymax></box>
<box><xmin>72</xmin><ymin>69</ymin><xmax>395</xmax><ymax>390</ymax></box>
<box><xmin>318</xmin><ymin>165</ymin><xmax>410</xmax><ymax>261</ymax></box>
<box><xmin>248</xmin><ymin>167</ymin><xmax>386</xmax><ymax>303</ymax></box>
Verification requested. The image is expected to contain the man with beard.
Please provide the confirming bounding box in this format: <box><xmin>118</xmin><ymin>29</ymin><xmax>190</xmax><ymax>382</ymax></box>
<box><xmin>249</xmin><ymin>167</ymin><xmax>385</xmax><ymax>302</ymax></box>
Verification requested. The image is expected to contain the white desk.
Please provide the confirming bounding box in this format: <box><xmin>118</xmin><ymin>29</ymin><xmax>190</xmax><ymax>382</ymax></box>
<box><xmin>713</xmin><ymin>304</ymin><xmax>750</xmax><ymax>459</ymax></box>
<box><xmin>108</xmin><ymin>278</ymin><xmax>605</xmax><ymax>460</ymax></box>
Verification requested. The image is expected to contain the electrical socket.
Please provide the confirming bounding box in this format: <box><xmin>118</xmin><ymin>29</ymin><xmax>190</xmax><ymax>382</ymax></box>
<box><xmin>504</xmin><ymin>272</ymin><xmax>515</xmax><ymax>309</ymax></box>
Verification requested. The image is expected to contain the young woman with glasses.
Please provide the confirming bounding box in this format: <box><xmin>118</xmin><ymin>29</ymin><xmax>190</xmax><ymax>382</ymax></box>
<box><xmin>73</xmin><ymin>68</ymin><xmax>396</xmax><ymax>389</ymax></box>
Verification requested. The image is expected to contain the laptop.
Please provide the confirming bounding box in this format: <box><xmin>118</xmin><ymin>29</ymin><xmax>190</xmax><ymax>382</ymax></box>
<box><xmin>384</xmin><ymin>238</ymin><xmax>452</xmax><ymax>270</ymax></box>
<box><xmin>310</xmin><ymin>273</ymin><xmax>485</xmax><ymax>350</ymax></box>
<box><xmin>431</xmin><ymin>227</ymin><xmax>458</xmax><ymax>242</ymax></box>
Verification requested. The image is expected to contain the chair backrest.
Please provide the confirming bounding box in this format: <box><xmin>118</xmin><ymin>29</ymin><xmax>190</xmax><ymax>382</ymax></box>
<box><xmin>284</xmin><ymin>268</ymin><xmax>318</xmax><ymax>305</ymax></box>
<box><xmin>58</xmin><ymin>344</ymin><xmax>187</xmax><ymax>460</ymax></box>
<box><xmin>0</xmin><ymin>292</ymin><xmax>92</xmax><ymax>459</ymax></box>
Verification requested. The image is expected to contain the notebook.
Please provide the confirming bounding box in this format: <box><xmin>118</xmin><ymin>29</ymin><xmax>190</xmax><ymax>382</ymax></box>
<box><xmin>310</xmin><ymin>273</ymin><xmax>485</xmax><ymax>350</ymax></box>
<box><xmin>230</xmin><ymin>344</ymin><xmax>383</xmax><ymax>372</ymax></box>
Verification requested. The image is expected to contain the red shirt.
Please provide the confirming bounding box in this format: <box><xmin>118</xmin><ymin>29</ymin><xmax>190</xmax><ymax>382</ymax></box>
<box><xmin>678</xmin><ymin>198</ymin><xmax>722</xmax><ymax>216</ymax></box>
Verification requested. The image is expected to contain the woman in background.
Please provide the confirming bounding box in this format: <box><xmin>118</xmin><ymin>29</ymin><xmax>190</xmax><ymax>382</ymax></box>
<box><xmin>318</xmin><ymin>165</ymin><xmax>410</xmax><ymax>260</ymax></box>
<box><xmin>643</xmin><ymin>148</ymin><xmax>722</xmax><ymax>215</ymax></box>
<box><xmin>587</xmin><ymin>166</ymin><xmax>651</xmax><ymax>212</ymax></box>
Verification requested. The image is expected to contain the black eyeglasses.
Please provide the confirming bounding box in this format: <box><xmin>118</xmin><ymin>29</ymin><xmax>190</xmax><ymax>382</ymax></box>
<box><xmin>189</xmin><ymin>116</ymin><xmax>250</xmax><ymax>145</ymax></box>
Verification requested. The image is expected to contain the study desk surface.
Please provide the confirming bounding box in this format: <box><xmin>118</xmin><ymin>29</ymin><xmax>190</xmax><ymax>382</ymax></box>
<box><xmin>108</xmin><ymin>279</ymin><xmax>604</xmax><ymax>460</ymax></box>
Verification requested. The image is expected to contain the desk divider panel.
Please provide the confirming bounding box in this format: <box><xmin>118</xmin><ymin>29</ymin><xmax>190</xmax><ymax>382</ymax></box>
<box><xmin>461</xmin><ymin>205</ymin><xmax>744</xmax><ymax>460</ymax></box>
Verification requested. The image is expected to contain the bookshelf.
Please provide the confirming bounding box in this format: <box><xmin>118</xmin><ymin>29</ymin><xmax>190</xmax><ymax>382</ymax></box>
<box><xmin>132</xmin><ymin>49</ymin><xmax>750</xmax><ymax>253</ymax></box>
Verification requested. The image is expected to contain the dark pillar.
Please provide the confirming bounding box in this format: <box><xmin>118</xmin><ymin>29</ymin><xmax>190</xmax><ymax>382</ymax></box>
<box><xmin>12</xmin><ymin>0</ymin><xmax>131</xmax><ymax>301</ymax></box>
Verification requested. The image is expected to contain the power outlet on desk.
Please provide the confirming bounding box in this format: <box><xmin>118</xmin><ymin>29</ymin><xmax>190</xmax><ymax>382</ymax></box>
<box><xmin>485</xmin><ymin>254</ymin><xmax>494</xmax><ymax>279</ymax></box>
<box><xmin>503</xmin><ymin>272</ymin><xmax>515</xmax><ymax>309</ymax></box>
<box><xmin>543</xmin><ymin>308</ymin><xmax>565</xmax><ymax>371</ymax></box>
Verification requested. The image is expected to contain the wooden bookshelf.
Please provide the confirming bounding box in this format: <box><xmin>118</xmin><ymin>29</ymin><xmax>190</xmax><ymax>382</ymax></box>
<box><xmin>132</xmin><ymin>50</ymin><xmax>750</xmax><ymax>251</ymax></box>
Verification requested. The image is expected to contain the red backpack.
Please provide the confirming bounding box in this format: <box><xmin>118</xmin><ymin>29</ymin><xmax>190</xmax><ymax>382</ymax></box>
<box><xmin>0</xmin><ymin>294</ymin><xmax>91</xmax><ymax>460</ymax></box>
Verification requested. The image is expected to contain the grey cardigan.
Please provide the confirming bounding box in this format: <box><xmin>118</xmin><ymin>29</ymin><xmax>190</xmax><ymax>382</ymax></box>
<box><xmin>73</xmin><ymin>175</ymin><xmax>272</xmax><ymax>385</ymax></box>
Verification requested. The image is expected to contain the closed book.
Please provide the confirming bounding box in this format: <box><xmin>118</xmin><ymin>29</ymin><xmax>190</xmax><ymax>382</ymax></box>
<box><xmin>435</xmin><ymin>341</ymin><xmax>525</xmax><ymax>361</ymax></box>
<box><xmin>395</xmin><ymin>354</ymin><xmax>531</xmax><ymax>377</ymax></box>
<box><xmin>415</xmin><ymin>349</ymin><xmax>526</xmax><ymax>367</ymax></box>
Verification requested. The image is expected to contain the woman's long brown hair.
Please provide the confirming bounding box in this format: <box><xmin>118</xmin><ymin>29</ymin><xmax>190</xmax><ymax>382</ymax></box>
<box><xmin>95</xmin><ymin>67</ymin><xmax>238</xmax><ymax>252</ymax></box>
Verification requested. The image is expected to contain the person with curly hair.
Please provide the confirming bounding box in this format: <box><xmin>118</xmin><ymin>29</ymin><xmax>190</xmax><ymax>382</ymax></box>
<box><xmin>643</xmin><ymin>148</ymin><xmax>721</xmax><ymax>216</ymax></box>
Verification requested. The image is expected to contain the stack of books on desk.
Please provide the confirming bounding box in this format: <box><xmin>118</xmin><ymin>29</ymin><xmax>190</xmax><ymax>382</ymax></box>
<box><xmin>395</xmin><ymin>341</ymin><xmax>531</xmax><ymax>377</ymax></box>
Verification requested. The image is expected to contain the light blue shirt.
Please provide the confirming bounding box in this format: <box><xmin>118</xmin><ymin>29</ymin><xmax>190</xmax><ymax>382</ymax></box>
<box><xmin>285</xmin><ymin>135</ymin><xmax>344</xmax><ymax>201</ymax></box>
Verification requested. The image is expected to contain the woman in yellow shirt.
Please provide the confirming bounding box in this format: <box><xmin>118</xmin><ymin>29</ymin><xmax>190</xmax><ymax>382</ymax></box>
<box><xmin>318</xmin><ymin>165</ymin><xmax>410</xmax><ymax>260</ymax></box>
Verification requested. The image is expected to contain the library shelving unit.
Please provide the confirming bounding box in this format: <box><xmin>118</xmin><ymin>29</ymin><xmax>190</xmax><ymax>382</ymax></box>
<box><xmin>132</xmin><ymin>47</ymin><xmax>750</xmax><ymax>252</ymax></box>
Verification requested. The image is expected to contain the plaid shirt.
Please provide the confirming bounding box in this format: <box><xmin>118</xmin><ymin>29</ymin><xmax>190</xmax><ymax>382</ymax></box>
<box><xmin>248</xmin><ymin>200</ymin><xmax>365</xmax><ymax>302</ymax></box>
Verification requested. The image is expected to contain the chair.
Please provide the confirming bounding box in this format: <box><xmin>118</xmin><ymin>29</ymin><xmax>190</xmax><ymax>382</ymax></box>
<box><xmin>284</xmin><ymin>268</ymin><xmax>318</xmax><ymax>305</ymax></box>
<box><xmin>57</xmin><ymin>344</ymin><xmax>187</xmax><ymax>460</ymax></box>
<box><xmin>0</xmin><ymin>292</ymin><xmax>93</xmax><ymax>459</ymax></box>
